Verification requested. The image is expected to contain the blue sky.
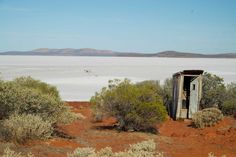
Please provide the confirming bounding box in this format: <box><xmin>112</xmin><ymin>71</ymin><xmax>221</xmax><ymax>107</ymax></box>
<box><xmin>0</xmin><ymin>0</ymin><xmax>236</xmax><ymax>53</ymax></box>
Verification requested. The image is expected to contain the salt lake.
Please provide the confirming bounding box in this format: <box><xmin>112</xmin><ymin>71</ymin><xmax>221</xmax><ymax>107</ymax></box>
<box><xmin>0</xmin><ymin>56</ymin><xmax>235</xmax><ymax>101</ymax></box>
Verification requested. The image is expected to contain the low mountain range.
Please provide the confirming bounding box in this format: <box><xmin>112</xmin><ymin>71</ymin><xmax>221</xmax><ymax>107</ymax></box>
<box><xmin>1</xmin><ymin>48</ymin><xmax>236</xmax><ymax>58</ymax></box>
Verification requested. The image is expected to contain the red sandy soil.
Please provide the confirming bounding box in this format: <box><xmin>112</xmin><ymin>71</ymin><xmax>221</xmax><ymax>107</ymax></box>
<box><xmin>0</xmin><ymin>102</ymin><xmax>235</xmax><ymax>157</ymax></box>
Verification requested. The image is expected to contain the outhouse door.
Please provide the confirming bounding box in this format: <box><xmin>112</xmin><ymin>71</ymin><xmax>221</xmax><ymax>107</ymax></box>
<box><xmin>189</xmin><ymin>77</ymin><xmax>199</xmax><ymax>118</ymax></box>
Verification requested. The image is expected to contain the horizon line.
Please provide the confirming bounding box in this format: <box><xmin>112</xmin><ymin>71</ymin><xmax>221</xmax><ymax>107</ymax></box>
<box><xmin>1</xmin><ymin>48</ymin><xmax>236</xmax><ymax>55</ymax></box>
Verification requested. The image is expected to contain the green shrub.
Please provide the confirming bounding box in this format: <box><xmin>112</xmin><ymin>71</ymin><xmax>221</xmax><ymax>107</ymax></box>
<box><xmin>161</xmin><ymin>78</ymin><xmax>173</xmax><ymax>110</ymax></box>
<box><xmin>96</xmin><ymin>147</ymin><xmax>113</xmax><ymax>157</ymax></box>
<box><xmin>0</xmin><ymin>76</ymin><xmax>79</xmax><ymax>143</ymax></box>
<box><xmin>222</xmin><ymin>83</ymin><xmax>236</xmax><ymax>118</ymax></box>
<box><xmin>13</xmin><ymin>76</ymin><xmax>60</xmax><ymax>99</ymax></box>
<box><xmin>67</xmin><ymin>140</ymin><xmax>163</xmax><ymax>157</ymax></box>
<box><xmin>0</xmin><ymin>81</ymin><xmax>21</xmax><ymax>119</ymax></box>
<box><xmin>136</xmin><ymin>80</ymin><xmax>163</xmax><ymax>98</ymax></box>
<box><xmin>57</xmin><ymin>105</ymin><xmax>85</xmax><ymax>124</ymax></box>
<box><xmin>192</xmin><ymin>108</ymin><xmax>223</xmax><ymax>128</ymax></box>
<box><xmin>128</xmin><ymin>139</ymin><xmax>156</xmax><ymax>152</ymax></box>
<box><xmin>0</xmin><ymin>81</ymin><xmax>58</xmax><ymax>122</ymax></box>
<box><xmin>222</xmin><ymin>100</ymin><xmax>236</xmax><ymax>118</ymax></box>
<box><xmin>0</xmin><ymin>79</ymin><xmax>77</xmax><ymax>124</ymax></box>
<box><xmin>67</xmin><ymin>147</ymin><xmax>96</xmax><ymax>157</ymax></box>
<box><xmin>2</xmin><ymin>114</ymin><xmax>53</xmax><ymax>143</ymax></box>
<box><xmin>91</xmin><ymin>79</ymin><xmax>167</xmax><ymax>131</ymax></box>
<box><xmin>1</xmin><ymin>148</ymin><xmax>34</xmax><ymax>157</ymax></box>
<box><xmin>200</xmin><ymin>72</ymin><xmax>226</xmax><ymax>109</ymax></box>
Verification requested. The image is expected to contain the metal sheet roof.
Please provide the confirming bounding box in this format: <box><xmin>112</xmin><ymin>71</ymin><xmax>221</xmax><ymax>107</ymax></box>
<box><xmin>173</xmin><ymin>70</ymin><xmax>204</xmax><ymax>77</ymax></box>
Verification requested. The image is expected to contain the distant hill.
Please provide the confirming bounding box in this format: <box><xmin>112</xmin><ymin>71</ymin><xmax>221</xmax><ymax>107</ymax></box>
<box><xmin>1</xmin><ymin>48</ymin><xmax>118</xmax><ymax>56</ymax></box>
<box><xmin>152</xmin><ymin>51</ymin><xmax>236</xmax><ymax>58</ymax></box>
<box><xmin>1</xmin><ymin>48</ymin><xmax>236</xmax><ymax>58</ymax></box>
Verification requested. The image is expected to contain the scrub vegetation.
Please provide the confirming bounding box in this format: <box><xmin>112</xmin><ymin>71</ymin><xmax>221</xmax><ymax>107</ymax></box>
<box><xmin>67</xmin><ymin>140</ymin><xmax>163</xmax><ymax>157</ymax></box>
<box><xmin>201</xmin><ymin>72</ymin><xmax>236</xmax><ymax>119</ymax></box>
<box><xmin>221</xmin><ymin>83</ymin><xmax>236</xmax><ymax>118</ymax></box>
<box><xmin>0</xmin><ymin>73</ymin><xmax>235</xmax><ymax>157</ymax></box>
<box><xmin>192</xmin><ymin>108</ymin><xmax>223</xmax><ymax>128</ymax></box>
<box><xmin>200</xmin><ymin>72</ymin><xmax>226</xmax><ymax>109</ymax></box>
<box><xmin>91</xmin><ymin>79</ymin><xmax>167</xmax><ymax>132</ymax></box>
<box><xmin>2</xmin><ymin>114</ymin><xmax>53</xmax><ymax>143</ymax></box>
<box><xmin>1</xmin><ymin>148</ymin><xmax>34</xmax><ymax>157</ymax></box>
<box><xmin>0</xmin><ymin>76</ymin><xmax>78</xmax><ymax>143</ymax></box>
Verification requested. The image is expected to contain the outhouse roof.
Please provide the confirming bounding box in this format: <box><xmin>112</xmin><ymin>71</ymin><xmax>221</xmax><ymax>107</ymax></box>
<box><xmin>173</xmin><ymin>70</ymin><xmax>204</xmax><ymax>77</ymax></box>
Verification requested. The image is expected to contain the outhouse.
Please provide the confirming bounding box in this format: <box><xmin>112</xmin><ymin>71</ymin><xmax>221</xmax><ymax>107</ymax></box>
<box><xmin>169</xmin><ymin>70</ymin><xmax>204</xmax><ymax>120</ymax></box>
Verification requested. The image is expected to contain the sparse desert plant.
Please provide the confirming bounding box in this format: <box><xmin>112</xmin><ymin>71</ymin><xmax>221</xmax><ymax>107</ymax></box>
<box><xmin>67</xmin><ymin>139</ymin><xmax>163</xmax><ymax>157</ymax></box>
<box><xmin>96</xmin><ymin>147</ymin><xmax>113</xmax><ymax>157</ymax></box>
<box><xmin>0</xmin><ymin>77</ymin><xmax>79</xmax><ymax>143</ymax></box>
<box><xmin>1</xmin><ymin>147</ymin><xmax>34</xmax><ymax>157</ymax></box>
<box><xmin>192</xmin><ymin>108</ymin><xmax>223</xmax><ymax>128</ymax></box>
<box><xmin>13</xmin><ymin>76</ymin><xmax>60</xmax><ymax>99</ymax></box>
<box><xmin>129</xmin><ymin>139</ymin><xmax>156</xmax><ymax>152</ymax></box>
<box><xmin>0</xmin><ymin>78</ymin><xmax>77</xmax><ymax>124</ymax></box>
<box><xmin>222</xmin><ymin>100</ymin><xmax>236</xmax><ymax>118</ymax></box>
<box><xmin>2</xmin><ymin>114</ymin><xmax>53</xmax><ymax>143</ymax></box>
<box><xmin>114</xmin><ymin>139</ymin><xmax>164</xmax><ymax>157</ymax></box>
<box><xmin>208</xmin><ymin>152</ymin><xmax>226</xmax><ymax>157</ymax></box>
<box><xmin>55</xmin><ymin>105</ymin><xmax>84</xmax><ymax>124</ymax></box>
<box><xmin>91</xmin><ymin>79</ymin><xmax>167</xmax><ymax>131</ymax></box>
<box><xmin>161</xmin><ymin>78</ymin><xmax>173</xmax><ymax>108</ymax></box>
<box><xmin>68</xmin><ymin>147</ymin><xmax>115</xmax><ymax>157</ymax></box>
<box><xmin>92</xmin><ymin>111</ymin><xmax>104</xmax><ymax>122</ymax></box>
<box><xmin>67</xmin><ymin>147</ymin><xmax>96</xmax><ymax>157</ymax></box>
<box><xmin>200</xmin><ymin>72</ymin><xmax>226</xmax><ymax>109</ymax></box>
<box><xmin>135</xmin><ymin>80</ymin><xmax>163</xmax><ymax>98</ymax></box>
<box><xmin>222</xmin><ymin>83</ymin><xmax>236</xmax><ymax>118</ymax></box>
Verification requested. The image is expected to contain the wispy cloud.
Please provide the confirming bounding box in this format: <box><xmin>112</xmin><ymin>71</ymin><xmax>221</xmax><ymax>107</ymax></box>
<box><xmin>0</xmin><ymin>31</ymin><xmax>80</xmax><ymax>39</ymax></box>
<box><xmin>0</xmin><ymin>5</ymin><xmax>31</xmax><ymax>12</ymax></box>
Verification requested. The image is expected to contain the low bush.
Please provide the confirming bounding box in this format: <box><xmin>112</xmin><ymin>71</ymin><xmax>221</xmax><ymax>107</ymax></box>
<box><xmin>222</xmin><ymin>83</ymin><xmax>236</xmax><ymax>118</ymax></box>
<box><xmin>222</xmin><ymin>100</ymin><xmax>236</xmax><ymax>118</ymax></box>
<box><xmin>92</xmin><ymin>111</ymin><xmax>104</xmax><ymax>122</ymax></box>
<box><xmin>200</xmin><ymin>72</ymin><xmax>226</xmax><ymax>109</ymax></box>
<box><xmin>2</xmin><ymin>114</ymin><xmax>53</xmax><ymax>143</ymax></box>
<box><xmin>192</xmin><ymin>108</ymin><xmax>223</xmax><ymax>128</ymax></box>
<box><xmin>67</xmin><ymin>139</ymin><xmax>163</xmax><ymax>157</ymax></box>
<box><xmin>67</xmin><ymin>147</ymin><xmax>96</xmax><ymax>157</ymax></box>
<box><xmin>0</xmin><ymin>77</ymin><xmax>79</xmax><ymax>143</ymax></box>
<box><xmin>1</xmin><ymin>146</ymin><xmax>226</xmax><ymax>157</ymax></box>
<box><xmin>135</xmin><ymin>80</ymin><xmax>163</xmax><ymax>98</ymax></box>
<box><xmin>1</xmin><ymin>148</ymin><xmax>34</xmax><ymax>157</ymax></box>
<box><xmin>55</xmin><ymin>105</ymin><xmax>84</xmax><ymax>124</ymax></box>
<box><xmin>161</xmin><ymin>78</ymin><xmax>173</xmax><ymax>108</ymax></box>
<box><xmin>128</xmin><ymin>139</ymin><xmax>156</xmax><ymax>152</ymax></box>
<box><xmin>96</xmin><ymin>147</ymin><xmax>113</xmax><ymax>157</ymax></box>
<box><xmin>0</xmin><ymin>78</ymin><xmax>77</xmax><ymax>124</ymax></box>
<box><xmin>208</xmin><ymin>152</ymin><xmax>226</xmax><ymax>157</ymax></box>
<box><xmin>91</xmin><ymin>79</ymin><xmax>167</xmax><ymax>131</ymax></box>
<box><xmin>13</xmin><ymin>76</ymin><xmax>60</xmax><ymax>99</ymax></box>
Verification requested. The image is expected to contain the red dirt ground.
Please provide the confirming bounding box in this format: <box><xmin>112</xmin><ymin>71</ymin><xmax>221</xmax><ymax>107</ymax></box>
<box><xmin>0</xmin><ymin>102</ymin><xmax>235</xmax><ymax>157</ymax></box>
